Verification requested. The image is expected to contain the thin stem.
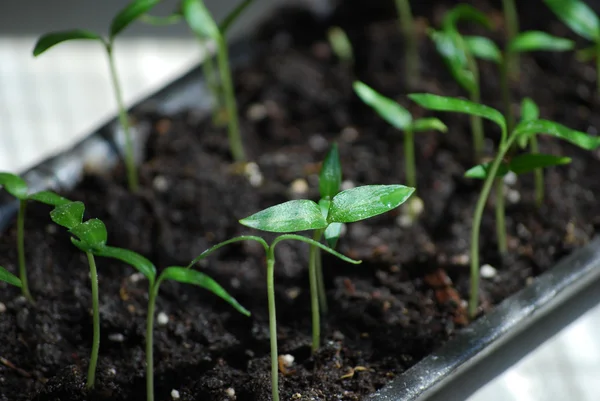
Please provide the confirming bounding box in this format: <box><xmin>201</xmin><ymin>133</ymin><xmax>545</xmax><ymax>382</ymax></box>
<box><xmin>106</xmin><ymin>43</ymin><xmax>138</xmax><ymax>192</ymax></box>
<box><xmin>596</xmin><ymin>42</ymin><xmax>600</xmax><ymax>96</ymax></box>
<box><xmin>86</xmin><ymin>252</ymin><xmax>101</xmax><ymax>389</ymax></box>
<box><xmin>500</xmin><ymin>57</ymin><xmax>514</xmax><ymax>134</ymax></box>
<box><xmin>266</xmin><ymin>250</ymin><xmax>279</xmax><ymax>401</ymax></box>
<box><xmin>17</xmin><ymin>200</ymin><xmax>32</xmax><ymax>302</ymax></box>
<box><xmin>315</xmin><ymin>247</ymin><xmax>328</xmax><ymax>314</ymax></box>
<box><xmin>502</xmin><ymin>0</ymin><xmax>519</xmax><ymax>79</ymax></box>
<box><xmin>530</xmin><ymin>135</ymin><xmax>544</xmax><ymax>207</ymax></box>
<box><xmin>466</xmin><ymin>49</ymin><xmax>484</xmax><ymax>161</ymax></box>
<box><xmin>495</xmin><ymin>178</ymin><xmax>507</xmax><ymax>254</ymax></box>
<box><xmin>469</xmin><ymin>133</ymin><xmax>515</xmax><ymax>318</ymax></box>
<box><xmin>404</xmin><ymin>128</ymin><xmax>416</xmax><ymax>189</ymax></box>
<box><xmin>146</xmin><ymin>283</ymin><xmax>158</xmax><ymax>401</ymax></box>
<box><xmin>202</xmin><ymin>52</ymin><xmax>222</xmax><ymax>126</ymax></box>
<box><xmin>216</xmin><ymin>36</ymin><xmax>245</xmax><ymax>162</ymax></box>
<box><xmin>308</xmin><ymin>230</ymin><xmax>321</xmax><ymax>353</ymax></box>
<box><xmin>188</xmin><ymin>235</ymin><xmax>268</xmax><ymax>268</ymax></box>
<box><xmin>395</xmin><ymin>0</ymin><xmax>419</xmax><ymax>86</ymax></box>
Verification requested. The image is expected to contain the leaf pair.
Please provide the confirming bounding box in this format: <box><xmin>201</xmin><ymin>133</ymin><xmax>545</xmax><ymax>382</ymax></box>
<box><xmin>0</xmin><ymin>173</ymin><xmax>70</xmax><ymax>207</ymax></box>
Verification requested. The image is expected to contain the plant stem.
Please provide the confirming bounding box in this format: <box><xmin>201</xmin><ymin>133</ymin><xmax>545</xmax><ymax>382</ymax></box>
<box><xmin>596</xmin><ymin>41</ymin><xmax>600</xmax><ymax>96</ymax></box>
<box><xmin>469</xmin><ymin>135</ymin><xmax>515</xmax><ymax>318</ymax></box>
<box><xmin>202</xmin><ymin>52</ymin><xmax>222</xmax><ymax>126</ymax></box>
<box><xmin>266</xmin><ymin>250</ymin><xmax>279</xmax><ymax>401</ymax></box>
<box><xmin>404</xmin><ymin>128</ymin><xmax>416</xmax><ymax>189</ymax></box>
<box><xmin>216</xmin><ymin>36</ymin><xmax>245</xmax><ymax>162</ymax></box>
<box><xmin>85</xmin><ymin>252</ymin><xmax>100</xmax><ymax>389</ymax></box>
<box><xmin>500</xmin><ymin>57</ymin><xmax>514</xmax><ymax>134</ymax></box>
<box><xmin>530</xmin><ymin>135</ymin><xmax>544</xmax><ymax>207</ymax></box>
<box><xmin>315</xmin><ymin>247</ymin><xmax>328</xmax><ymax>314</ymax></box>
<box><xmin>466</xmin><ymin>48</ymin><xmax>484</xmax><ymax>161</ymax></box>
<box><xmin>17</xmin><ymin>200</ymin><xmax>33</xmax><ymax>302</ymax></box>
<box><xmin>502</xmin><ymin>0</ymin><xmax>519</xmax><ymax>79</ymax></box>
<box><xmin>308</xmin><ymin>231</ymin><xmax>321</xmax><ymax>353</ymax></box>
<box><xmin>106</xmin><ymin>44</ymin><xmax>138</xmax><ymax>192</ymax></box>
<box><xmin>146</xmin><ymin>284</ymin><xmax>158</xmax><ymax>401</ymax></box>
<box><xmin>495</xmin><ymin>178</ymin><xmax>507</xmax><ymax>254</ymax></box>
<box><xmin>395</xmin><ymin>0</ymin><xmax>419</xmax><ymax>87</ymax></box>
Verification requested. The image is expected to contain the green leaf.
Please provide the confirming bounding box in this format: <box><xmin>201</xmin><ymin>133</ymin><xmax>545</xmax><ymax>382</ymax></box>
<box><xmin>327</xmin><ymin>26</ymin><xmax>354</xmax><ymax>63</ymax></box>
<box><xmin>508</xmin><ymin>31</ymin><xmax>575</xmax><ymax>53</ymax></box>
<box><xmin>240</xmin><ymin>200</ymin><xmax>328</xmax><ymax>233</ymax></box>
<box><xmin>544</xmin><ymin>0</ymin><xmax>600</xmax><ymax>42</ymax></box>
<box><xmin>514</xmin><ymin>119</ymin><xmax>600</xmax><ymax>150</ymax></box>
<box><xmin>94</xmin><ymin>246</ymin><xmax>156</xmax><ymax>284</ymax></box>
<box><xmin>28</xmin><ymin>190</ymin><xmax>71</xmax><ymax>207</ymax></box>
<box><xmin>0</xmin><ymin>266</ymin><xmax>21</xmax><ymax>288</ymax></box>
<box><xmin>409</xmin><ymin>93</ymin><xmax>506</xmax><ymax>134</ymax></box>
<box><xmin>520</xmin><ymin>98</ymin><xmax>540</xmax><ymax>122</ymax></box>
<box><xmin>0</xmin><ymin>173</ymin><xmax>28</xmax><ymax>200</ymax></box>
<box><xmin>353</xmin><ymin>81</ymin><xmax>412</xmax><ymax>130</ymax></box>
<box><xmin>69</xmin><ymin>219</ymin><xmax>107</xmax><ymax>251</ymax></box>
<box><xmin>318</xmin><ymin>198</ymin><xmax>331</xmax><ymax>220</ymax></box>
<box><xmin>182</xmin><ymin>0</ymin><xmax>220</xmax><ymax>40</ymax></box>
<box><xmin>110</xmin><ymin>0</ymin><xmax>161</xmax><ymax>39</ymax></box>
<box><xmin>409</xmin><ymin>117</ymin><xmax>448</xmax><ymax>133</ymax></box>
<box><xmin>509</xmin><ymin>154</ymin><xmax>572</xmax><ymax>175</ymax></box>
<box><xmin>33</xmin><ymin>30</ymin><xmax>103</xmax><ymax>56</ymax></box>
<box><xmin>319</xmin><ymin>143</ymin><xmax>342</xmax><ymax>200</ymax></box>
<box><xmin>442</xmin><ymin>4</ymin><xmax>493</xmax><ymax>32</ymax></box>
<box><xmin>160</xmin><ymin>267</ymin><xmax>250</xmax><ymax>316</ymax></box>
<box><xmin>324</xmin><ymin>222</ymin><xmax>343</xmax><ymax>248</ymax></box>
<box><xmin>328</xmin><ymin>185</ymin><xmax>415</xmax><ymax>223</ymax></box>
<box><xmin>219</xmin><ymin>0</ymin><xmax>253</xmax><ymax>34</ymax></box>
<box><xmin>50</xmin><ymin>201</ymin><xmax>85</xmax><ymax>229</ymax></box>
<box><xmin>463</xmin><ymin>35</ymin><xmax>502</xmax><ymax>63</ymax></box>
<box><xmin>465</xmin><ymin>162</ymin><xmax>510</xmax><ymax>179</ymax></box>
<box><xmin>428</xmin><ymin>29</ymin><xmax>476</xmax><ymax>93</ymax></box>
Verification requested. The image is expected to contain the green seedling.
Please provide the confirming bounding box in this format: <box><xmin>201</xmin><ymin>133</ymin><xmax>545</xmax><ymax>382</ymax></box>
<box><xmin>33</xmin><ymin>0</ymin><xmax>161</xmax><ymax>192</ymax></box>
<box><xmin>95</xmin><ymin>247</ymin><xmax>248</xmax><ymax>401</ymax></box>
<box><xmin>394</xmin><ymin>0</ymin><xmax>419</xmax><ymax>86</ymax></box>
<box><xmin>181</xmin><ymin>0</ymin><xmax>253</xmax><ymax>162</ymax></box>
<box><xmin>0</xmin><ymin>173</ymin><xmax>70</xmax><ymax>301</ymax></box>
<box><xmin>353</xmin><ymin>81</ymin><xmax>447</xmax><ymax>210</ymax></box>
<box><xmin>408</xmin><ymin>93</ymin><xmax>600</xmax><ymax>318</ymax></box>
<box><xmin>544</xmin><ymin>0</ymin><xmax>600</xmax><ymax>94</ymax></box>
<box><xmin>327</xmin><ymin>26</ymin><xmax>354</xmax><ymax>67</ymax></box>
<box><xmin>0</xmin><ymin>266</ymin><xmax>22</xmax><ymax>288</ymax></box>
<box><xmin>429</xmin><ymin>4</ymin><xmax>493</xmax><ymax>161</ymax></box>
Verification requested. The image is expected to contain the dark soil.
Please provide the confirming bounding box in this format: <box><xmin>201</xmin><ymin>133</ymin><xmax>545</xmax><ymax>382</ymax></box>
<box><xmin>1</xmin><ymin>1</ymin><xmax>600</xmax><ymax>400</ymax></box>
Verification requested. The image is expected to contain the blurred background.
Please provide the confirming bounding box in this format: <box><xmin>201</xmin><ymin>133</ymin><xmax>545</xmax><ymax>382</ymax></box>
<box><xmin>0</xmin><ymin>1</ymin><xmax>598</xmax><ymax>400</ymax></box>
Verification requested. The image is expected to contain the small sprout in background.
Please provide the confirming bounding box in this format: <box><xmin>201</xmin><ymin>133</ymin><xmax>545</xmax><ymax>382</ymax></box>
<box><xmin>0</xmin><ymin>172</ymin><xmax>70</xmax><ymax>302</ymax></box>
<box><xmin>33</xmin><ymin>0</ymin><xmax>161</xmax><ymax>192</ymax></box>
<box><xmin>429</xmin><ymin>4</ymin><xmax>493</xmax><ymax>161</ymax></box>
<box><xmin>353</xmin><ymin>81</ymin><xmax>447</xmax><ymax>217</ymax></box>
<box><xmin>327</xmin><ymin>26</ymin><xmax>354</xmax><ymax>67</ymax></box>
<box><xmin>394</xmin><ymin>0</ymin><xmax>419</xmax><ymax>87</ymax></box>
<box><xmin>0</xmin><ymin>266</ymin><xmax>22</xmax><ymax>288</ymax></box>
<box><xmin>181</xmin><ymin>0</ymin><xmax>253</xmax><ymax>163</ymax></box>
<box><xmin>544</xmin><ymin>0</ymin><xmax>600</xmax><ymax>94</ymax></box>
<box><xmin>408</xmin><ymin>93</ymin><xmax>600</xmax><ymax>318</ymax></box>
<box><xmin>502</xmin><ymin>0</ymin><xmax>520</xmax><ymax>79</ymax></box>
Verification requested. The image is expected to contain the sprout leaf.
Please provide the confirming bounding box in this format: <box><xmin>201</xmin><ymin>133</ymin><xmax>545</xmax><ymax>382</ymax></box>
<box><xmin>182</xmin><ymin>0</ymin><xmax>220</xmax><ymax>40</ymax></box>
<box><xmin>110</xmin><ymin>0</ymin><xmax>161</xmax><ymax>39</ymax></box>
<box><xmin>50</xmin><ymin>201</ymin><xmax>85</xmax><ymax>229</ymax></box>
<box><xmin>95</xmin><ymin>246</ymin><xmax>156</xmax><ymax>284</ymax></box>
<box><xmin>70</xmin><ymin>219</ymin><xmax>107</xmax><ymax>251</ymax></box>
<box><xmin>219</xmin><ymin>0</ymin><xmax>253</xmax><ymax>35</ymax></box>
<box><xmin>514</xmin><ymin>119</ymin><xmax>600</xmax><ymax>150</ymax></box>
<box><xmin>409</xmin><ymin>117</ymin><xmax>448</xmax><ymax>132</ymax></box>
<box><xmin>319</xmin><ymin>144</ymin><xmax>342</xmax><ymax>200</ymax></box>
<box><xmin>544</xmin><ymin>0</ymin><xmax>600</xmax><ymax>41</ymax></box>
<box><xmin>28</xmin><ymin>191</ymin><xmax>71</xmax><ymax>207</ymax></box>
<box><xmin>0</xmin><ymin>173</ymin><xmax>28</xmax><ymax>200</ymax></box>
<box><xmin>442</xmin><ymin>4</ymin><xmax>493</xmax><ymax>31</ymax></box>
<box><xmin>324</xmin><ymin>222</ymin><xmax>343</xmax><ymax>248</ymax></box>
<box><xmin>328</xmin><ymin>185</ymin><xmax>415</xmax><ymax>223</ymax></box>
<box><xmin>240</xmin><ymin>200</ymin><xmax>328</xmax><ymax>233</ymax></box>
<box><xmin>465</xmin><ymin>162</ymin><xmax>510</xmax><ymax>179</ymax></box>
<box><xmin>33</xmin><ymin>30</ymin><xmax>103</xmax><ymax>56</ymax></box>
<box><xmin>508</xmin><ymin>31</ymin><xmax>575</xmax><ymax>53</ymax></box>
<box><xmin>463</xmin><ymin>35</ymin><xmax>502</xmax><ymax>63</ymax></box>
<box><xmin>353</xmin><ymin>81</ymin><xmax>412</xmax><ymax>130</ymax></box>
<box><xmin>0</xmin><ymin>266</ymin><xmax>22</xmax><ymax>288</ymax></box>
<box><xmin>428</xmin><ymin>29</ymin><xmax>476</xmax><ymax>93</ymax></box>
<box><xmin>509</xmin><ymin>154</ymin><xmax>572</xmax><ymax>175</ymax></box>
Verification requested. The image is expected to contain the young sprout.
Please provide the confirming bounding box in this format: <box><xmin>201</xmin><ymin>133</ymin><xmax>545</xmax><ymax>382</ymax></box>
<box><xmin>33</xmin><ymin>0</ymin><xmax>161</xmax><ymax>192</ymax></box>
<box><xmin>0</xmin><ymin>172</ymin><xmax>70</xmax><ymax>301</ymax></box>
<box><xmin>394</xmin><ymin>0</ymin><xmax>419</xmax><ymax>86</ymax></box>
<box><xmin>353</xmin><ymin>81</ymin><xmax>447</xmax><ymax>216</ymax></box>
<box><xmin>429</xmin><ymin>4</ymin><xmax>493</xmax><ymax>160</ymax></box>
<box><xmin>544</xmin><ymin>0</ymin><xmax>600</xmax><ymax>94</ymax></box>
<box><xmin>95</xmin><ymin>247</ymin><xmax>249</xmax><ymax>401</ymax></box>
<box><xmin>0</xmin><ymin>266</ymin><xmax>22</xmax><ymax>288</ymax></box>
<box><xmin>327</xmin><ymin>26</ymin><xmax>354</xmax><ymax>67</ymax></box>
<box><xmin>408</xmin><ymin>93</ymin><xmax>600</xmax><ymax>318</ymax></box>
<box><xmin>181</xmin><ymin>0</ymin><xmax>253</xmax><ymax>162</ymax></box>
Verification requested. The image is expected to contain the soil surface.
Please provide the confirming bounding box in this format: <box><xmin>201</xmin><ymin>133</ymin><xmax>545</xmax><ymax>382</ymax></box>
<box><xmin>1</xmin><ymin>1</ymin><xmax>600</xmax><ymax>400</ymax></box>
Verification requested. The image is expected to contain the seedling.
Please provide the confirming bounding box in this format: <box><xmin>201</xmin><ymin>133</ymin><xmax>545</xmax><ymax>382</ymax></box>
<box><xmin>0</xmin><ymin>172</ymin><xmax>70</xmax><ymax>301</ymax></box>
<box><xmin>394</xmin><ymin>0</ymin><xmax>419</xmax><ymax>86</ymax></box>
<box><xmin>0</xmin><ymin>266</ymin><xmax>22</xmax><ymax>288</ymax></box>
<box><xmin>33</xmin><ymin>0</ymin><xmax>162</xmax><ymax>192</ymax></box>
<box><xmin>181</xmin><ymin>0</ymin><xmax>253</xmax><ymax>162</ymax></box>
<box><xmin>327</xmin><ymin>26</ymin><xmax>354</xmax><ymax>67</ymax></box>
<box><xmin>408</xmin><ymin>93</ymin><xmax>600</xmax><ymax>318</ymax></box>
<box><xmin>544</xmin><ymin>0</ymin><xmax>600</xmax><ymax>94</ymax></box>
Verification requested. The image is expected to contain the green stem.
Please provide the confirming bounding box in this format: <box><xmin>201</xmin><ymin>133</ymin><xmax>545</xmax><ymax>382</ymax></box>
<box><xmin>502</xmin><ymin>0</ymin><xmax>519</xmax><ymax>79</ymax></box>
<box><xmin>146</xmin><ymin>283</ymin><xmax>158</xmax><ymax>401</ymax></box>
<box><xmin>500</xmin><ymin>57</ymin><xmax>514</xmax><ymax>134</ymax></box>
<box><xmin>404</xmin><ymin>128</ymin><xmax>416</xmax><ymax>189</ymax></box>
<box><xmin>266</xmin><ymin>250</ymin><xmax>279</xmax><ymax>401</ymax></box>
<box><xmin>216</xmin><ymin>36</ymin><xmax>245</xmax><ymax>162</ymax></box>
<box><xmin>308</xmin><ymin>231</ymin><xmax>321</xmax><ymax>353</ymax></box>
<box><xmin>466</xmin><ymin>48</ymin><xmax>484</xmax><ymax>161</ymax></box>
<box><xmin>106</xmin><ymin>43</ymin><xmax>138</xmax><ymax>192</ymax></box>
<box><xmin>395</xmin><ymin>0</ymin><xmax>419</xmax><ymax>86</ymax></box>
<box><xmin>495</xmin><ymin>178</ymin><xmax>507</xmax><ymax>254</ymax></box>
<box><xmin>200</xmin><ymin>41</ymin><xmax>222</xmax><ymax>126</ymax></box>
<box><xmin>469</xmin><ymin>134</ymin><xmax>515</xmax><ymax>318</ymax></box>
<box><xmin>86</xmin><ymin>252</ymin><xmax>101</xmax><ymax>389</ymax></box>
<box><xmin>596</xmin><ymin>42</ymin><xmax>600</xmax><ymax>96</ymax></box>
<box><xmin>17</xmin><ymin>200</ymin><xmax>32</xmax><ymax>302</ymax></box>
<box><xmin>530</xmin><ymin>135</ymin><xmax>544</xmax><ymax>207</ymax></box>
<box><xmin>315</xmin><ymin>247</ymin><xmax>328</xmax><ymax>314</ymax></box>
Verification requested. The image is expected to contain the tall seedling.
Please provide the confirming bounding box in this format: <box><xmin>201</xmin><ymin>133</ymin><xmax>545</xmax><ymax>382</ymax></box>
<box><xmin>181</xmin><ymin>0</ymin><xmax>252</xmax><ymax>162</ymax></box>
<box><xmin>33</xmin><ymin>0</ymin><xmax>161</xmax><ymax>192</ymax></box>
<box><xmin>0</xmin><ymin>173</ymin><xmax>70</xmax><ymax>301</ymax></box>
<box><xmin>409</xmin><ymin>93</ymin><xmax>600</xmax><ymax>317</ymax></box>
